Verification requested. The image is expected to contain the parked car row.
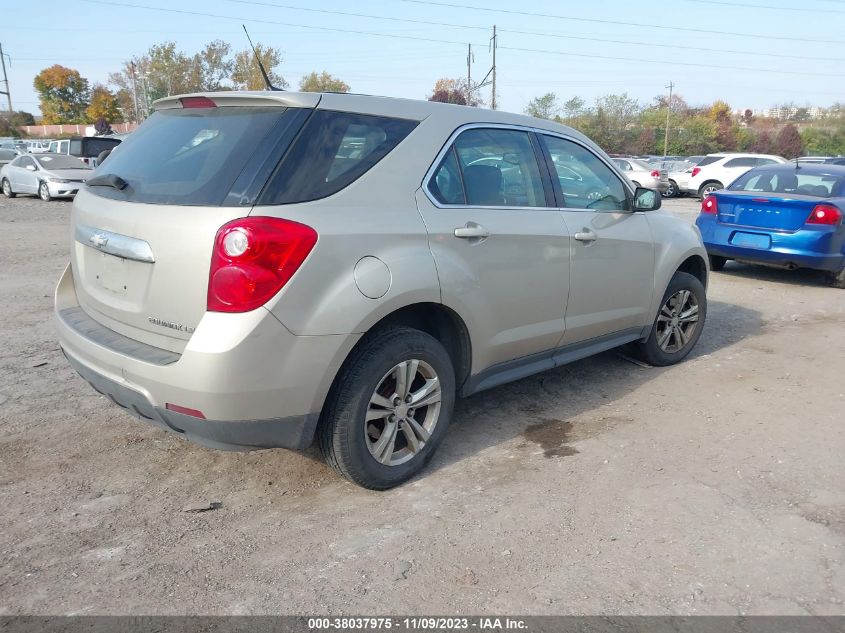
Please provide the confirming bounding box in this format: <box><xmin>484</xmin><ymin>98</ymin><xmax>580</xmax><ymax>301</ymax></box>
<box><xmin>1</xmin><ymin>153</ymin><xmax>93</xmax><ymax>201</ymax></box>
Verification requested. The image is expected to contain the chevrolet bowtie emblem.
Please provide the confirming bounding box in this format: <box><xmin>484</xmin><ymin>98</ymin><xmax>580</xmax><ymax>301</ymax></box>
<box><xmin>90</xmin><ymin>233</ymin><xmax>109</xmax><ymax>248</ymax></box>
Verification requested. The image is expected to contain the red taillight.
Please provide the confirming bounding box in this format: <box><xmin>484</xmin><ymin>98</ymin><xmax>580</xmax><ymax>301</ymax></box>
<box><xmin>180</xmin><ymin>96</ymin><xmax>217</xmax><ymax>108</ymax></box>
<box><xmin>650</xmin><ymin>170</ymin><xmax>660</xmax><ymax>178</ymax></box>
<box><xmin>207</xmin><ymin>217</ymin><xmax>318</xmax><ymax>313</ymax></box>
<box><xmin>692</xmin><ymin>167</ymin><xmax>701</xmax><ymax>178</ymax></box>
<box><xmin>700</xmin><ymin>195</ymin><xmax>718</xmax><ymax>214</ymax></box>
<box><xmin>806</xmin><ymin>204</ymin><xmax>842</xmax><ymax>226</ymax></box>
<box><xmin>166</xmin><ymin>403</ymin><xmax>206</xmax><ymax>419</ymax></box>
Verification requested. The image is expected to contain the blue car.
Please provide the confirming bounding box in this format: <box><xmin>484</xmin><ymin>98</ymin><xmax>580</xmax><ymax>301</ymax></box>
<box><xmin>695</xmin><ymin>163</ymin><xmax>845</xmax><ymax>288</ymax></box>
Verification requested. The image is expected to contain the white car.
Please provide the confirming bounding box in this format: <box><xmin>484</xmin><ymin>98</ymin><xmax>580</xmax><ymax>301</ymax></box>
<box><xmin>686</xmin><ymin>153</ymin><xmax>787</xmax><ymax>198</ymax></box>
<box><xmin>1</xmin><ymin>153</ymin><xmax>92</xmax><ymax>201</ymax></box>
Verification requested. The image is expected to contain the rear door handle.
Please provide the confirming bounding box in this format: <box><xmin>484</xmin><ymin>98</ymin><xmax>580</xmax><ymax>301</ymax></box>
<box><xmin>454</xmin><ymin>223</ymin><xmax>491</xmax><ymax>239</ymax></box>
<box><xmin>574</xmin><ymin>230</ymin><xmax>597</xmax><ymax>243</ymax></box>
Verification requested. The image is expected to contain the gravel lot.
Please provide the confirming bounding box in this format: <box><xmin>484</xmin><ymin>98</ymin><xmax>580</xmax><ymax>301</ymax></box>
<box><xmin>0</xmin><ymin>194</ymin><xmax>843</xmax><ymax>616</ymax></box>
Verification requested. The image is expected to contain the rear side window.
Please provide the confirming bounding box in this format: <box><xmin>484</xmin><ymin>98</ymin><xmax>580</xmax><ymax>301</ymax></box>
<box><xmin>696</xmin><ymin>156</ymin><xmax>722</xmax><ymax>167</ymax></box>
<box><xmin>259</xmin><ymin>111</ymin><xmax>418</xmax><ymax>205</ymax></box>
<box><xmin>724</xmin><ymin>157</ymin><xmax>757</xmax><ymax>168</ymax></box>
<box><xmin>88</xmin><ymin>107</ymin><xmax>298</xmax><ymax>206</ymax></box>
<box><xmin>429</xmin><ymin>147</ymin><xmax>466</xmax><ymax>205</ymax></box>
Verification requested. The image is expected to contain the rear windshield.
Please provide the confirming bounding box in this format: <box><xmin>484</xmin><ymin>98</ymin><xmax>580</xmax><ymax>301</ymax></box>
<box><xmin>696</xmin><ymin>156</ymin><xmax>723</xmax><ymax>167</ymax></box>
<box><xmin>35</xmin><ymin>155</ymin><xmax>89</xmax><ymax>170</ymax></box>
<box><xmin>89</xmin><ymin>106</ymin><xmax>297</xmax><ymax>206</ymax></box>
<box><xmin>730</xmin><ymin>170</ymin><xmax>844</xmax><ymax>197</ymax></box>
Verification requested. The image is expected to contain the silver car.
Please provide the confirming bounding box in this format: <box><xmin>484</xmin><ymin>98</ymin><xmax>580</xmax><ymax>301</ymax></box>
<box><xmin>55</xmin><ymin>91</ymin><xmax>709</xmax><ymax>489</ymax></box>
<box><xmin>2</xmin><ymin>153</ymin><xmax>93</xmax><ymax>201</ymax></box>
<box><xmin>612</xmin><ymin>157</ymin><xmax>670</xmax><ymax>194</ymax></box>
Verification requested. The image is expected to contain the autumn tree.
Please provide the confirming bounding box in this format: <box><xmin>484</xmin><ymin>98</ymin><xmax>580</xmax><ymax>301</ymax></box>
<box><xmin>33</xmin><ymin>65</ymin><xmax>90</xmax><ymax>124</ymax></box>
<box><xmin>86</xmin><ymin>85</ymin><xmax>122</xmax><ymax>123</ymax></box>
<box><xmin>750</xmin><ymin>129</ymin><xmax>775</xmax><ymax>154</ymax></box>
<box><xmin>231</xmin><ymin>44</ymin><xmax>287</xmax><ymax>90</ymax></box>
<box><xmin>525</xmin><ymin>93</ymin><xmax>559</xmax><ymax>120</ymax></box>
<box><xmin>7</xmin><ymin>111</ymin><xmax>35</xmax><ymax>126</ymax></box>
<box><xmin>774</xmin><ymin>124</ymin><xmax>804</xmax><ymax>158</ymax></box>
<box><xmin>561</xmin><ymin>96</ymin><xmax>585</xmax><ymax>123</ymax></box>
<box><xmin>299</xmin><ymin>71</ymin><xmax>350</xmax><ymax>93</ymax></box>
<box><xmin>191</xmin><ymin>40</ymin><xmax>234</xmax><ymax>92</ymax></box>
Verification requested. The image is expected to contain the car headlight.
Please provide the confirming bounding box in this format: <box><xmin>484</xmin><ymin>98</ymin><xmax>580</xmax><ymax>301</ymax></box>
<box><xmin>46</xmin><ymin>177</ymin><xmax>69</xmax><ymax>183</ymax></box>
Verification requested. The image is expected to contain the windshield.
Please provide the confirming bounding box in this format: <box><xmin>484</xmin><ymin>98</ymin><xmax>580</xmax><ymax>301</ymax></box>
<box><xmin>87</xmin><ymin>106</ymin><xmax>300</xmax><ymax>206</ymax></box>
<box><xmin>35</xmin><ymin>155</ymin><xmax>89</xmax><ymax>170</ymax></box>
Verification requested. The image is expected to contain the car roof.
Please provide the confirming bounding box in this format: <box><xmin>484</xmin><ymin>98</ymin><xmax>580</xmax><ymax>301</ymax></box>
<box><xmin>747</xmin><ymin>163</ymin><xmax>845</xmax><ymax>175</ymax></box>
<box><xmin>153</xmin><ymin>90</ymin><xmax>595</xmax><ymax>146</ymax></box>
<box><xmin>706</xmin><ymin>152</ymin><xmax>783</xmax><ymax>159</ymax></box>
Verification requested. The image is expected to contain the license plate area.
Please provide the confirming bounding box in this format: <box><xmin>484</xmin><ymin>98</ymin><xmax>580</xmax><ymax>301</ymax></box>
<box><xmin>93</xmin><ymin>252</ymin><xmax>128</xmax><ymax>295</ymax></box>
<box><xmin>730</xmin><ymin>231</ymin><xmax>771</xmax><ymax>249</ymax></box>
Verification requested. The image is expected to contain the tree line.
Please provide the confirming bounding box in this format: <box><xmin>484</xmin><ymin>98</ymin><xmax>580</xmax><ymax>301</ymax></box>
<box><xmin>520</xmin><ymin>91</ymin><xmax>844</xmax><ymax>159</ymax></box>
<box><xmin>20</xmin><ymin>39</ymin><xmax>350</xmax><ymax>127</ymax></box>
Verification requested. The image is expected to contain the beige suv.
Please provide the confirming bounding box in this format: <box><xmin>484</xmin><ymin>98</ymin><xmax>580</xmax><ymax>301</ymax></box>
<box><xmin>56</xmin><ymin>91</ymin><xmax>708</xmax><ymax>489</ymax></box>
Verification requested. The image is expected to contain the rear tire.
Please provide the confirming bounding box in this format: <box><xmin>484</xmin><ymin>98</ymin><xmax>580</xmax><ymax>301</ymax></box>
<box><xmin>2</xmin><ymin>178</ymin><xmax>15</xmax><ymax>198</ymax></box>
<box><xmin>318</xmin><ymin>326</ymin><xmax>456</xmax><ymax>490</ymax></box>
<box><xmin>709</xmin><ymin>255</ymin><xmax>727</xmax><ymax>271</ymax></box>
<box><xmin>635</xmin><ymin>271</ymin><xmax>707</xmax><ymax>366</ymax></box>
<box><xmin>698</xmin><ymin>181</ymin><xmax>723</xmax><ymax>199</ymax></box>
<box><xmin>827</xmin><ymin>267</ymin><xmax>845</xmax><ymax>289</ymax></box>
<box><xmin>38</xmin><ymin>182</ymin><xmax>52</xmax><ymax>202</ymax></box>
<box><xmin>662</xmin><ymin>180</ymin><xmax>677</xmax><ymax>198</ymax></box>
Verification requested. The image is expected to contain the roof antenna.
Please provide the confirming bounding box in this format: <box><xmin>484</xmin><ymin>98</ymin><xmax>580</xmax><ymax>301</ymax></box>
<box><xmin>242</xmin><ymin>25</ymin><xmax>283</xmax><ymax>91</ymax></box>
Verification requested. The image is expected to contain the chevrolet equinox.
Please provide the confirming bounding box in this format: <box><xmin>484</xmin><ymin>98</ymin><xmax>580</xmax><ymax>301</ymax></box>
<box><xmin>55</xmin><ymin>91</ymin><xmax>709</xmax><ymax>489</ymax></box>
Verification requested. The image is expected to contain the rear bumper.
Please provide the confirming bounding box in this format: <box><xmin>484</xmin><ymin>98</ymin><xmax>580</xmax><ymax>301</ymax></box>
<box><xmin>64</xmin><ymin>351</ymin><xmax>318</xmax><ymax>451</ymax></box>
<box><xmin>696</xmin><ymin>216</ymin><xmax>845</xmax><ymax>272</ymax></box>
<box><xmin>55</xmin><ymin>264</ymin><xmax>360</xmax><ymax>451</ymax></box>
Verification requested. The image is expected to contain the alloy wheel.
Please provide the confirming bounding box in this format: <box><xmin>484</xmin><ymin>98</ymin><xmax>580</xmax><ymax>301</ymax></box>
<box><xmin>656</xmin><ymin>289</ymin><xmax>700</xmax><ymax>353</ymax></box>
<box><xmin>364</xmin><ymin>359</ymin><xmax>442</xmax><ymax>466</ymax></box>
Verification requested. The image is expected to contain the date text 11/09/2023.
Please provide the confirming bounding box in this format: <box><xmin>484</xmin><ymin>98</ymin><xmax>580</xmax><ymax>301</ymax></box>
<box><xmin>308</xmin><ymin>617</ymin><xmax>528</xmax><ymax>630</ymax></box>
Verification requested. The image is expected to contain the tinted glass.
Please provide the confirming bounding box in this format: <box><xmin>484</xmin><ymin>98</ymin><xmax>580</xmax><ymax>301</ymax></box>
<box><xmin>88</xmin><ymin>106</ymin><xmax>295</xmax><ymax>206</ymax></box>
<box><xmin>35</xmin><ymin>155</ymin><xmax>89</xmax><ymax>170</ymax></box>
<box><xmin>756</xmin><ymin>158</ymin><xmax>778</xmax><ymax>166</ymax></box>
<box><xmin>724</xmin><ymin>157</ymin><xmax>756</xmax><ymax>168</ymax></box>
<box><xmin>429</xmin><ymin>146</ymin><xmax>466</xmax><ymax>205</ymax></box>
<box><xmin>613</xmin><ymin>159</ymin><xmax>632</xmax><ymax>172</ymax></box>
<box><xmin>451</xmin><ymin>128</ymin><xmax>546</xmax><ymax>207</ymax></box>
<box><xmin>542</xmin><ymin>135</ymin><xmax>629</xmax><ymax>211</ymax></box>
<box><xmin>260</xmin><ymin>110</ymin><xmax>418</xmax><ymax>205</ymax></box>
<box><xmin>730</xmin><ymin>170</ymin><xmax>844</xmax><ymax>197</ymax></box>
<box><xmin>696</xmin><ymin>156</ymin><xmax>722</xmax><ymax>167</ymax></box>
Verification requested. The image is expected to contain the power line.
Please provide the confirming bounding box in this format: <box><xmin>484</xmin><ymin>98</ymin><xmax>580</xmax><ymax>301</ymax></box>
<box><xmin>683</xmin><ymin>0</ymin><xmax>845</xmax><ymax>12</ymax></box>
<box><xmin>394</xmin><ymin>0</ymin><xmax>845</xmax><ymax>44</ymax></box>
<box><xmin>72</xmin><ymin>0</ymin><xmax>844</xmax><ymax>79</ymax></box>
<box><xmin>220</xmin><ymin>0</ymin><xmax>845</xmax><ymax>62</ymax></box>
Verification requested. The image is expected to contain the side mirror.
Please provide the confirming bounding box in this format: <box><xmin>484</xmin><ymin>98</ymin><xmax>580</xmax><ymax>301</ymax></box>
<box><xmin>633</xmin><ymin>187</ymin><xmax>661</xmax><ymax>211</ymax></box>
<box><xmin>25</xmin><ymin>165</ymin><xmax>36</xmax><ymax>171</ymax></box>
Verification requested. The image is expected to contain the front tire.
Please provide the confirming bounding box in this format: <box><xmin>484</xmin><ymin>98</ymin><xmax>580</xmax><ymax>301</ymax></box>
<box><xmin>709</xmin><ymin>255</ymin><xmax>727</xmax><ymax>271</ymax></box>
<box><xmin>698</xmin><ymin>181</ymin><xmax>723</xmax><ymax>199</ymax></box>
<box><xmin>318</xmin><ymin>326</ymin><xmax>456</xmax><ymax>490</ymax></box>
<box><xmin>635</xmin><ymin>271</ymin><xmax>707</xmax><ymax>366</ymax></box>
<box><xmin>2</xmin><ymin>178</ymin><xmax>15</xmax><ymax>198</ymax></box>
<box><xmin>38</xmin><ymin>182</ymin><xmax>52</xmax><ymax>202</ymax></box>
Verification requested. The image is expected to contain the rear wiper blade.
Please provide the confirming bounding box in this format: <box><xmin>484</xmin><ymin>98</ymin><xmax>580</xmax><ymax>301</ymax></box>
<box><xmin>85</xmin><ymin>173</ymin><xmax>128</xmax><ymax>190</ymax></box>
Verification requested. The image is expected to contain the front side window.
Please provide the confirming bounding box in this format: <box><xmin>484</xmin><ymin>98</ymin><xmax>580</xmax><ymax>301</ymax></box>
<box><xmin>542</xmin><ymin>135</ymin><xmax>629</xmax><ymax>211</ymax></box>
<box><xmin>260</xmin><ymin>110</ymin><xmax>418</xmax><ymax>205</ymax></box>
<box><xmin>613</xmin><ymin>159</ymin><xmax>632</xmax><ymax>172</ymax></box>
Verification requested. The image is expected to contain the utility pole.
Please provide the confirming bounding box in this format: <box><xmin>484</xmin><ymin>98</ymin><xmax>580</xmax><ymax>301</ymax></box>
<box><xmin>130</xmin><ymin>62</ymin><xmax>140</xmax><ymax>124</ymax></box>
<box><xmin>491</xmin><ymin>25</ymin><xmax>497</xmax><ymax>110</ymax></box>
<box><xmin>466</xmin><ymin>43</ymin><xmax>472</xmax><ymax>105</ymax></box>
<box><xmin>0</xmin><ymin>43</ymin><xmax>12</xmax><ymax>112</ymax></box>
<box><xmin>664</xmin><ymin>80</ymin><xmax>674</xmax><ymax>157</ymax></box>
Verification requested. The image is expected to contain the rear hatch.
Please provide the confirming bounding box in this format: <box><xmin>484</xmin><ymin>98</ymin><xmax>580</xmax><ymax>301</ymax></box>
<box><xmin>716</xmin><ymin>192</ymin><xmax>820</xmax><ymax>232</ymax></box>
<box><xmin>69</xmin><ymin>93</ymin><xmax>318</xmax><ymax>353</ymax></box>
